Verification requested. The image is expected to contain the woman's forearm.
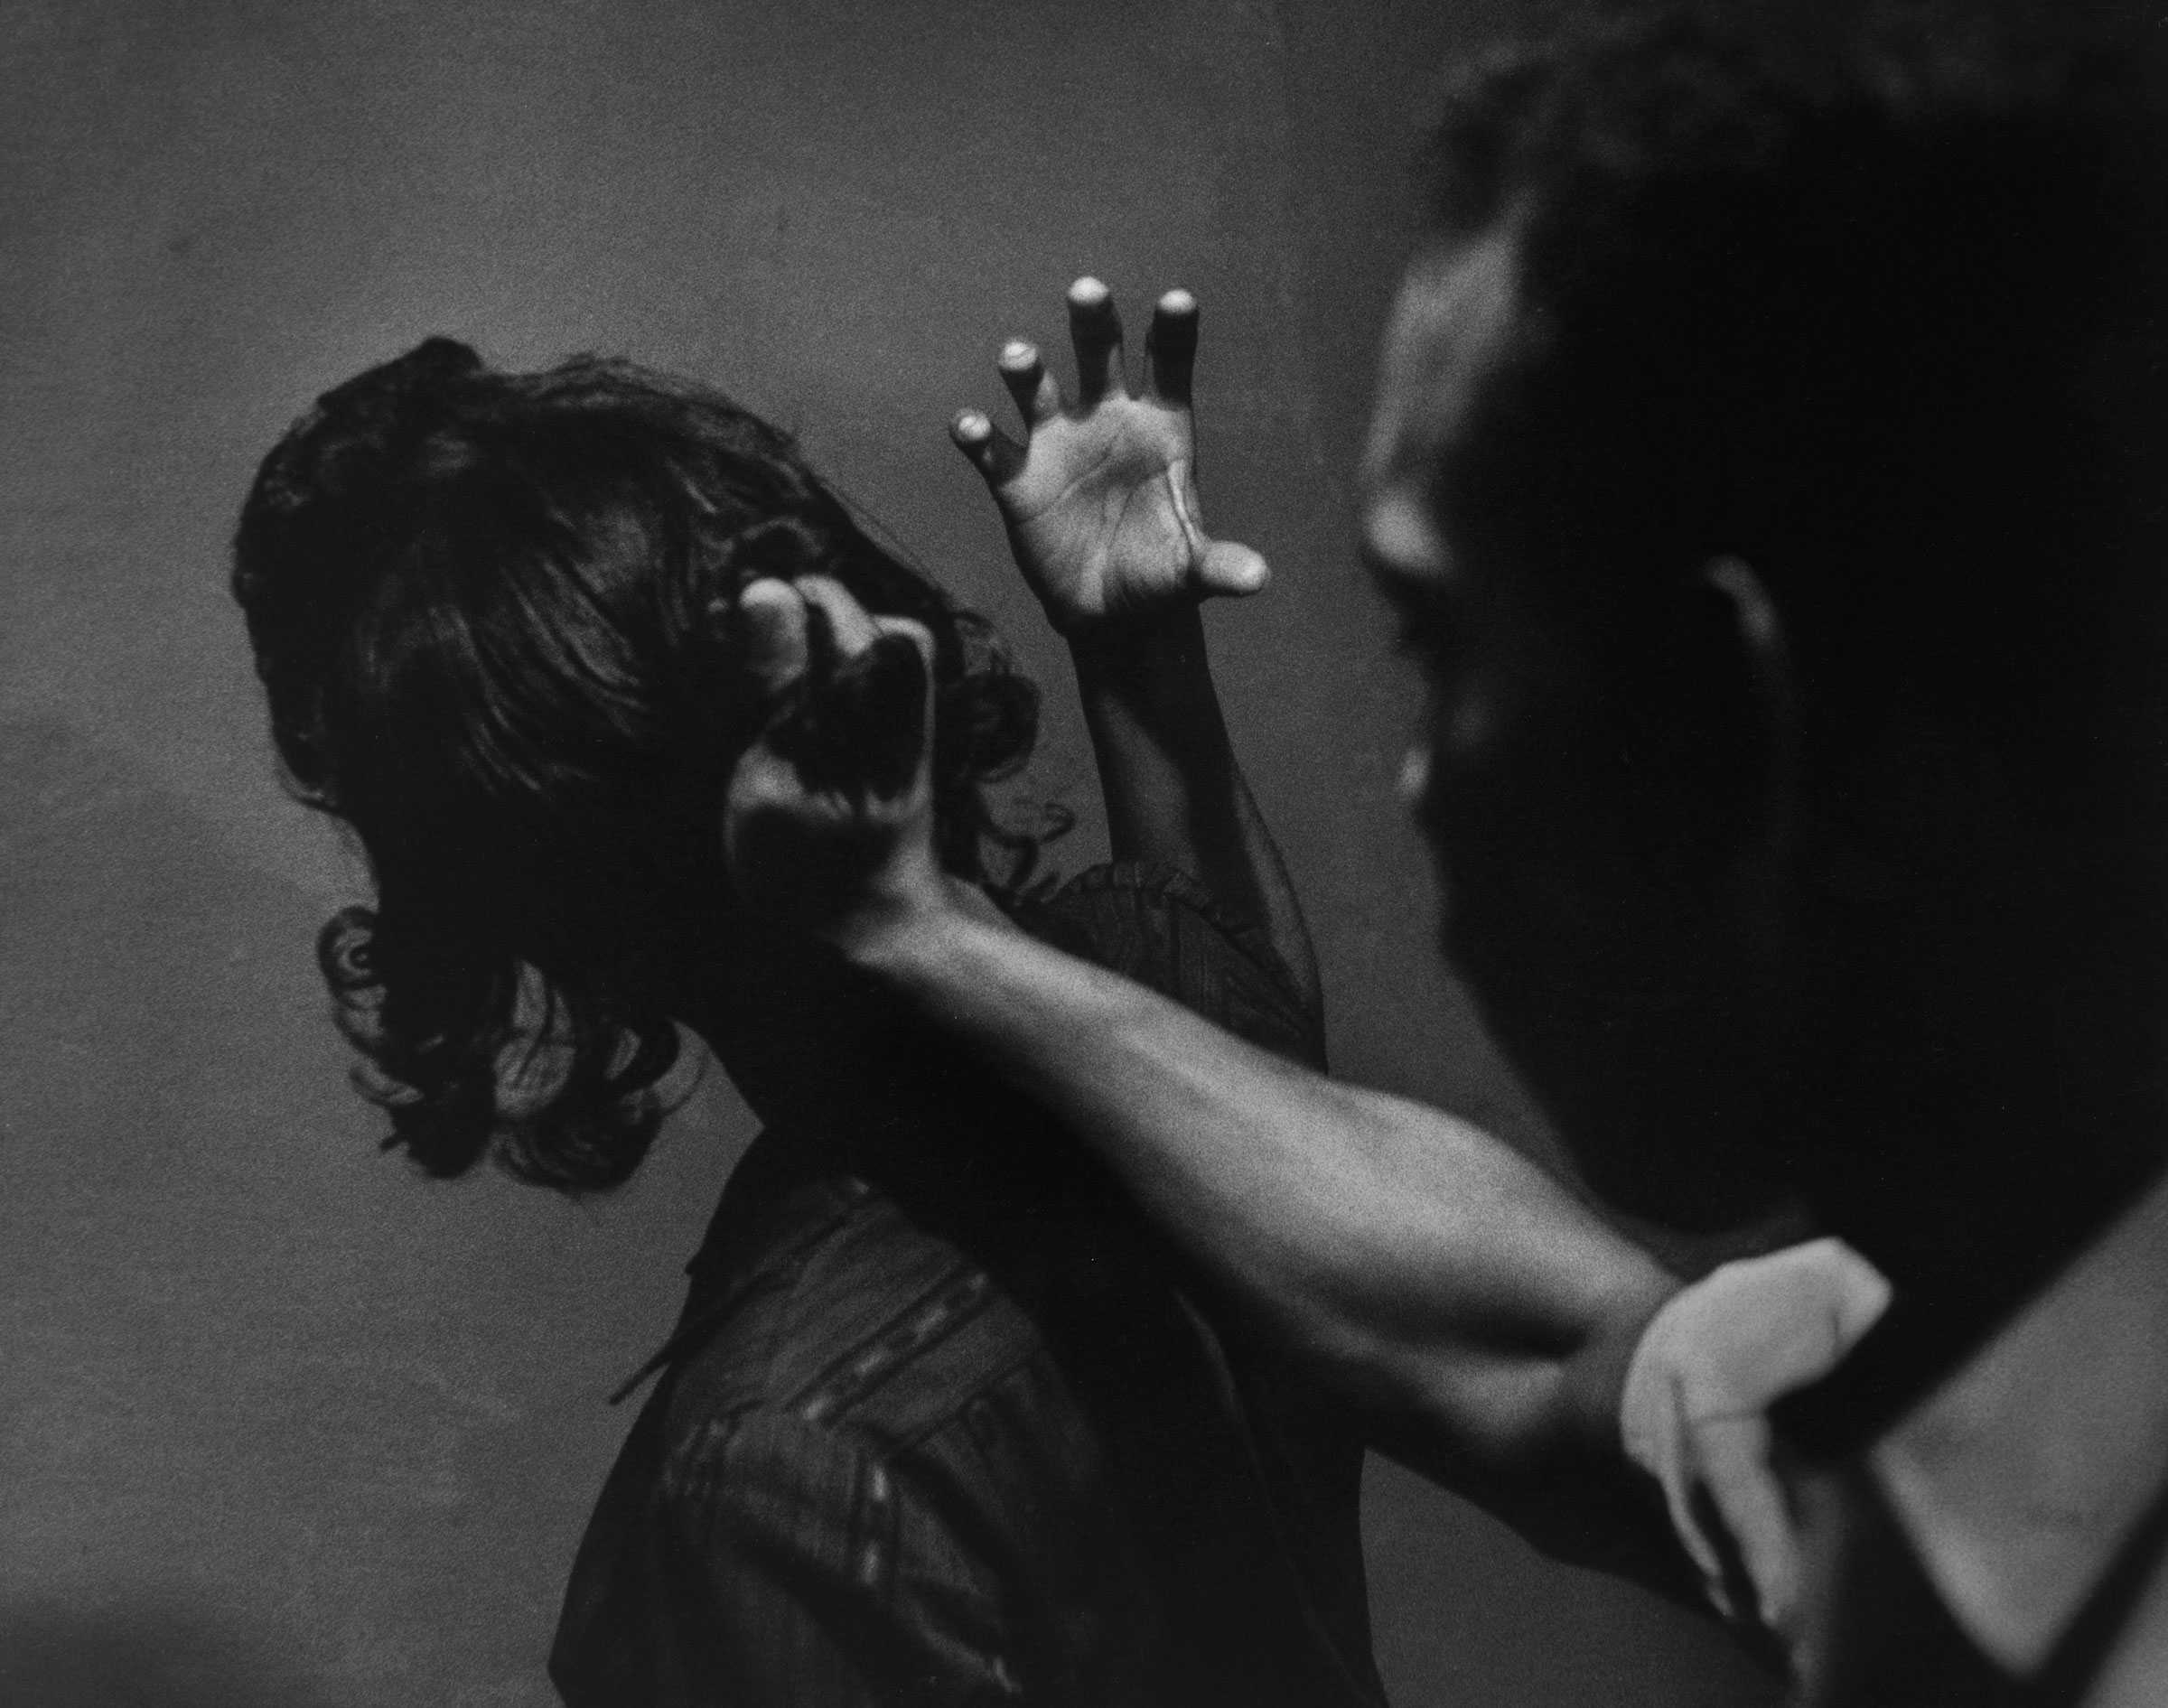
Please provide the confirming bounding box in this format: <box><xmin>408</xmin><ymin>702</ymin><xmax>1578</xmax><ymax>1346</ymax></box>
<box><xmin>1068</xmin><ymin>606</ymin><xmax>1321</xmax><ymax>1013</ymax></box>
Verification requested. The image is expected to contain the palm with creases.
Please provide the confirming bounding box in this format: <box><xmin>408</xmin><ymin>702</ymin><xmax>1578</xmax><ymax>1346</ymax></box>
<box><xmin>952</xmin><ymin>280</ymin><xmax>1267</xmax><ymax>634</ymax></box>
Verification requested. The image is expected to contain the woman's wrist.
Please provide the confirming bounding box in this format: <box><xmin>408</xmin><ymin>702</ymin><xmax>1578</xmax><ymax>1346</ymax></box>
<box><xmin>1062</xmin><ymin>601</ymin><xmax>1209</xmax><ymax>676</ymax></box>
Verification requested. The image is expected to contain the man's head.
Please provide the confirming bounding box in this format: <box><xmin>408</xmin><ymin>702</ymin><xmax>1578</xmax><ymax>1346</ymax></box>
<box><xmin>1366</xmin><ymin>6</ymin><xmax>2168</xmax><ymax>1244</ymax></box>
<box><xmin>233</xmin><ymin>340</ymin><xmax>1042</xmax><ymax>1190</ymax></box>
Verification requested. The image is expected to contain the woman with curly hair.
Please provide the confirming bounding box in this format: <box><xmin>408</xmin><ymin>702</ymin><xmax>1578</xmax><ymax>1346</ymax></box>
<box><xmin>230</xmin><ymin>301</ymin><xmax>1387</xmax><ymax>1707</ymax></box>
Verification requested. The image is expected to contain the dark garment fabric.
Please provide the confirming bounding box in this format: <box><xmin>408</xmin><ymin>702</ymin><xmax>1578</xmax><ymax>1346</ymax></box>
<box><xmin>1788</xmin><ymin>1448</ymin><xmax>2168</xmax><ymax>1708</ymax></box>
<box><xmin>549</xmin><ymin>864</ymin><xmax>1387</xmax><ymax>1708</ymax></box>
<box><xmin>1785</xmin><ymin>1164</ymin><xmax>2168</xmax><ymax>1708</ymax></box>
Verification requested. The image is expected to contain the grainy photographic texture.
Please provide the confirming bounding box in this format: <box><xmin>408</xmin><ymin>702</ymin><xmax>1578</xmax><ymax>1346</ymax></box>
<box><xmin>4</xmin><ymin>4</ymin><xmax>2160</xmax><ymax>1706</ymax></box>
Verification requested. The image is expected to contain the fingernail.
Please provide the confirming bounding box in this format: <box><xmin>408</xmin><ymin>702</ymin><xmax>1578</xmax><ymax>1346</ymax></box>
<box><xmin>954</xmin><ymin>411</ymin><xmax>990</xmax><ymax>440</ymax></box>
<box><xmin>1068</xmin><ymin>276</ymin><xmax>1109</xmax><ymax>309</ymax></box>
<box><xmin>1158</xmin><ymin>288</ymin><xmax>1196</xmax><ymax>315</ymax></box>
<box><xmin>999</xmin><ymin>340</ymin><xmax>1036</xmax><ymax>368</ymax></box>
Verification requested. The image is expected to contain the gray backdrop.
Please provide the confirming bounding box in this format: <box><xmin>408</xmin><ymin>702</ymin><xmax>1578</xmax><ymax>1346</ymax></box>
<box><xmin>0</xmin><ymin>3</ymin><xmax>1773</xmax><ymax>1703</ymax></box>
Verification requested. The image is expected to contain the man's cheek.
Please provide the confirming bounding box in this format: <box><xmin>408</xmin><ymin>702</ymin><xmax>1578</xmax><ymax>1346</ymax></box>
<box><xmin>1443</xmin><ymin>679</ymin><xmax>1506</xmax><ymax>755</ymax></box>
<box><xmin>1408</xmin><ymin>679</ymin><xmax>1510</xmax><ymax>829</ymax></box>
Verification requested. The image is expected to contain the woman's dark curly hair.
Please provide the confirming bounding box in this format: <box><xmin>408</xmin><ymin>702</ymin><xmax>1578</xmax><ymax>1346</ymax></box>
<box><xmin>233</xmin><ymin>338</ymin><xmax>1050</xmax><ymax>1192</ymax></box>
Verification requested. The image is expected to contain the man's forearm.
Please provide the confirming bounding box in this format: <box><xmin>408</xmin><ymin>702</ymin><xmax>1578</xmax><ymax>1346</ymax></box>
<box><xmin>1069</xmin><ymin>607</ymin><xmax>1321</xmax><ymax>1012</ymax></box>
<box><xmin>851</xmin><ymin>888</ymin><xmax>1678</xmax><ymax>1529</ymax></box>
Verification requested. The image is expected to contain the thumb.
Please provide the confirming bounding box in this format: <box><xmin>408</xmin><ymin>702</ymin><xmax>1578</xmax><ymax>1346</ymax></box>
<box><xmin>1192</xmin><ymin>537</ymin><xmax>1270</xmax><ymax>599</ymax></box>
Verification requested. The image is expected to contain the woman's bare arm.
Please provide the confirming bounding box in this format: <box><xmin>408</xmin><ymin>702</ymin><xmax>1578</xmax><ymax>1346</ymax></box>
<box><xmin>949</xmin><ymin>278</ymin><xmax>1316</xmax><ymax>1007</ymax></box>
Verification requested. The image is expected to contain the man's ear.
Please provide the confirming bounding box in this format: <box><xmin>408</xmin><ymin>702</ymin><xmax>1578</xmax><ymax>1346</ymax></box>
<box><xmin>1698</xmin><ymin>555</ymin><xmax>1800</xmax><ymax>923</ymax></box>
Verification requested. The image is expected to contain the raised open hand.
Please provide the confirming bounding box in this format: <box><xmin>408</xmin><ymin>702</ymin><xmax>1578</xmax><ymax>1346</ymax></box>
<box><xmin>952</xmin><ymin>278</ymin><xmax>1267</xmax><ymax>635</ymax></box>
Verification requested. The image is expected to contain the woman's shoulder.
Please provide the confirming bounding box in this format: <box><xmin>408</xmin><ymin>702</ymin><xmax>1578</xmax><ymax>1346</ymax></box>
<box><xmin>640</xmin><ymin>1163</ymin><xmax>1054</xmax><ymax>1462</ymax></box>
<box><xmin>1020</xmin><ymin>860</ymin><xmax>1322</xmax><ymax>1069</ymax></box>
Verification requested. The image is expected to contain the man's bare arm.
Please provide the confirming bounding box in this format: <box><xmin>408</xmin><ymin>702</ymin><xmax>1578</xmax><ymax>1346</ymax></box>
<box><xmin>726</xmin><ymin>577</ymin><xmax>1887</xmax><ymax>1642</ymax></box>
<box><xmin>854</xmin><ymin>887</ymin><xmax>1673</xmax><ymax>1532</ymax></box>
<box><xmin>726</xmin><ymin>602</ymin><xmax>1675</xmax><ymax>1561</ymax></box>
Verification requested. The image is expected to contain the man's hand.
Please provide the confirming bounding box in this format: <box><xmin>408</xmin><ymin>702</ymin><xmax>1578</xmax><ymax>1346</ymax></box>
<box><xmin>951</xmin><ymin>277</ymin><xmax>1267</xmax><ymax>634</ymax></box>
<box><xmin>722</xmin><ymin>575</ymin><xmax>950</xmax><ymax>948</ymax></box>
<box><xmin>1620</xmin><ymin>1237</ymin><xmax>1894</xmax><ymax>1648</ymax></box>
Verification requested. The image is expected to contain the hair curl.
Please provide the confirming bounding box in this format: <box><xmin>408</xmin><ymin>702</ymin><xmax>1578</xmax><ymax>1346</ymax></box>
<box><xmin>234</xmin><ymin>340</ymin><xmax>1052</xmax><ymax>1192</ymax></box>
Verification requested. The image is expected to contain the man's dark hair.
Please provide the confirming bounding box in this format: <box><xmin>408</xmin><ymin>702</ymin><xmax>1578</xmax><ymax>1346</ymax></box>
<box><xmin>1416</xmin><ymin>5</ymin><xmax>2168</xmax><ymax>1288</ymax></box>
<box><xmin>1422</xmin><ymin>4</ymin><xmax>2167</xmax><ymax>632</ymax></box>
<box><xmin>234</xmin><ymin>341</ymin><xmax>1048</xmax><ymax>1192</ymax></box>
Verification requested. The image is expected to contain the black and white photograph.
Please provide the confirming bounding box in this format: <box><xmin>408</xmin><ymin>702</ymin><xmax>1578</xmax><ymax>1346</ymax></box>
<box><xmin>4</xmin><ymin>2</ymin><xmax>2164</xmax><ymax>1703</ymax></box>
